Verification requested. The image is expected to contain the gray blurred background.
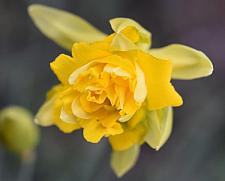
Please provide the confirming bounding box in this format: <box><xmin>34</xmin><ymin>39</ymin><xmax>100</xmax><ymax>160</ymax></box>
<box><xmin>0</xmin><ymin>0</ymin><xmax>225</xmax><ymax>181</ymax></box>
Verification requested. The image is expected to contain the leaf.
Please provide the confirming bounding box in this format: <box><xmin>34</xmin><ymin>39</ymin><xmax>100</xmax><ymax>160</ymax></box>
<box><xmin>110</xmin><ymin>18</ymin><xmax>152</xmax><ymax>50</ymax></box>
<box><xmin>111</xmin><ymin>145</ymin><xmax>140</xmax><ymax>177</ymax></box>
<box><xmin>28</xmin><ymin>4</ymin><xmax>106</xmax><ymax>50</ymax></box>
<box><xmin>145</xmin><ymin>107</ymin><xmax>173</xmax><ymax>150</ymax></box>
<box><xmin>149</xmin><ymin>44</ymin><xmax>213</xmax><ymax>80</ymax></box>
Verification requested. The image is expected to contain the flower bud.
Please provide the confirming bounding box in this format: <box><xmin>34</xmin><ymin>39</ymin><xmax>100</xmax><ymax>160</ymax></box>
<box><xmin>0</xmin><ymin>106</ymin><xmax>39</xmax><ymax>156</ymax></box>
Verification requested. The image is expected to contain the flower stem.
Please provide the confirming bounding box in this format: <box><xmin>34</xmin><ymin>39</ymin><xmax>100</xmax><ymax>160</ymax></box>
<box><xmin>0</xmin><ymin>148</ymin><xmax>4</xmax><ymax>181</ymax></box>
<box><xmin>17</xmin><ymin>151</ymin><xmax>36</xmax><ymax>181</ymax></box>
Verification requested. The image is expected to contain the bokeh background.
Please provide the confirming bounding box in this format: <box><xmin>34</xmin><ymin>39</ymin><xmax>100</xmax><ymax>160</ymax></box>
<box><xmin>0</xmin><ymin>0</ymin><xmax>225</xmax><ymax>181</ymax></box>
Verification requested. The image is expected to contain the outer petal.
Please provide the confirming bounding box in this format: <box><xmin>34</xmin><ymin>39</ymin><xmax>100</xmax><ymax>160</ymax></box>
<box><xmin>111</xmin><ymin>145</ymin><xmax>140</xmax><ymax>177</ymax></box>
<box><xmin>145</xmin><ymin>107</ymin><xmax>173</xmax><ymax>150</ymax></box>
<box><xmin>35</xmin><ymin>85</ymin><xmax>80</xmax><ymax>133</ymax></box>
<box><xmin>50</xmin><ymin>54</ymin><xmax>77</xmax><ymax>84</ymax></box>
<box><xmin>110</xmin><ymin>33</ymin><xmax>137</xmax><ymax>51</ymax></box>
<box><xmin>136</xmin><ymin>51</ymin><xmax>183</xmax><ymax>110</ymax></box>
<box><xmin>35</xmin><ymin>85</ymin><xmax>65</xmax><ymax>126</ymax></box>
<box><xmin>110</xmin><ymin>18</ymin><xmax>151</xmax><ymax>50</ymax></box>
<box><xmin>150</xmin><ymin>44</ymin><xmax>213</xmax><ymax>80</ymax></box>
<box><xmin>34</xmin><ymin>97</ymin><xmax>55</xmax><ymax>126</ymax></box>
<box><xmin>28</xmin><ymin>4</ymin><xmax>106</xmax><ymax>50</ymax></box>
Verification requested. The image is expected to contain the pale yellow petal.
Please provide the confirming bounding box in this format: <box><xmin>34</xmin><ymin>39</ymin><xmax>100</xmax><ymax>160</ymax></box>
<box><xmin>145</xmin><ymin>107</ymin><xmax>173</xmax><ymax>150</ymax></box>
<box><xmin>60</xmin><ymin>107</ymin><xmax>77</xmax><ymax>124</ymax></box>
<box><xmin>68</xmin><ymin>61</ymin><xmax>95</xmax><ymax>85</ymax></box>
<box><xmin>110</xmin><ymin>18</ymin><xmax>152</xmax><ymax>50</ymax></box>
<box><xmin>134</xmin><ymin>62</ymin><xmax>147</xmax><ymax>103</ymax></box>
<box><xmin>110</xmin><ymin>33</ymin><xmax>137</xmax><ymax>51</ymax></box>
<box><xmin>36</xmin><ymin>85</ymin><xmax>68</xmax><ymax>127</ymax></box>
<box><xmin>83</xmin><ymin>120</ymin><xmax>105</xmax><ymax>143</ymax></box>
<box><xmin>28</xmin><ymin>4</ymin><xmax>106</xmax><ymax>50</ymax></box>
<box><xmin>103</xmin><ymin>64</ymin><xmax>131</xmax><ymax>78</ymax></box>
<box><xmin>71</xmin><ymin>98</ymin><xmax>92</xmax><ymax>119</ymax></box>
<box><xmin>34</xmin><ymin>98</ymin><xmax>55</xmax><ymax>126</ymax></box>
<box><xmin>150</xmin><ymin>44</ymin><xmax>213</xmax><ymax>80</ymax></box>
<box><xmin>53</xmin><ymin>97</ymin><xmax>81</xmax><ymax>133</ymax></box>
<box><xmin>111</xmin><ymin>145</ymin><xmax>140</xmax><ymax>177</ymax></box>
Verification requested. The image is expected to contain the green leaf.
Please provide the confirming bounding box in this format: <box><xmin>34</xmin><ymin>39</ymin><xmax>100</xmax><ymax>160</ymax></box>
<box><xmin>145</xmin><ymin>107</ymin><xmax>173</xmax><ymax>150</ymax></box>
<box><xmin>149</xmin><ymin>44</ymin><xmax>213</xmax><ymax>80</ymax></box>
<box><xmin>111</xmin><ymin>145</ymin><xmax>140</xmax><ymax>177</ymax></box>
<box><xmin>28</xmin><ymin>4</ymin><xmax>106</xmax><ymax>50</ymax></box>
<box><xmin>110</xmin><ymin>18</ymin><xmax>152</xmax><ymax>50</ymax></box>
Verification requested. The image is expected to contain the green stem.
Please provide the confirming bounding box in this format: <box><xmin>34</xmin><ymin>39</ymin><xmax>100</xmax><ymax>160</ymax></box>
<box><xmin>0</xmin><ymin>148</ymin><xmax>4</xmax><ymax>181</ymax></box>
<box><xmin>17</xmin><ymin>151</ymin><xmax>36</xmax><ymax>181</ymax></box>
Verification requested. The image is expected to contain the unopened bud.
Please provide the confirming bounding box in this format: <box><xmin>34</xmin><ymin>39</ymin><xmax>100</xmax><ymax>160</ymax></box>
<box><xmin>0</xmin><ymin>106</ymin><xmax>40</xmax><ymax>156</ymax></box>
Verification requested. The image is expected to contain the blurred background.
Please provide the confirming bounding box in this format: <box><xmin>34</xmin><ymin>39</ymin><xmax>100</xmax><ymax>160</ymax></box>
<box><xmin>0</xmin><ymin>0</ymin><xmax>225</xmax><ymax>180</ymax></box>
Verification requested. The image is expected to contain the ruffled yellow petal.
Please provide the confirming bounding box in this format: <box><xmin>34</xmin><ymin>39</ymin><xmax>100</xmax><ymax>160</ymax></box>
<box><xmin>53</xmin><ymin>98</ymin><xmax>80</xmax><ymax>133</ymax></box>
<box><xmin>79</xmin><ymin>94</ymin><xmax>102</xmax><ymax>113</ymax></box>
<box><xmin>95</xmin><ymin>55</ymin><xmax>136</xmax><ymax>75</ymax></box>
<box><xmin>83</xmin><ymin>120</ymin><xmax>123</xmax><ymax>143</ymax></box>
<box><xmin>50</xmin><ymin>54</ymin><xmax>77</xmax><ymax>84</ymax></box>
<box><xmin>109</xmin><ymin>124</ymin><xmax>146</xmax><ymax>151</ymax></box>
<box><xmin>100</xmin><ymin>112</ymin><xmax>120</xmax><ymax>128</ymax></box>
<box><xmin>116</xmin><ymin>50</ymin><xmax>182</xmax><ymax>109</ymax></box>
<box><xmin>136</xmin><ymin>51</ymin><xmax>183</xmax><ymax>110</ymax></box>
<box><xmin>123</xmin><ymin>92</ymin><xmax>139</xmax><ymax>116</ymax></box>
<box><xmin>36</xmin><ymin>85</ymin><xmax>80</xmax><ymax>133</ymax></box>
<box><xmin>127</xmin><ymin>108</ymin><xmax>145</xmax><ymax>128</ymax></box>
<box><xmin>150</xmin><ymin>44</ymin><xmax>213</xmax><ymax>80</ymax></box>
<box><xmin>109</xmin><ymin>109</ymin><xmax>146</xmax><ymax>151</ymax></box>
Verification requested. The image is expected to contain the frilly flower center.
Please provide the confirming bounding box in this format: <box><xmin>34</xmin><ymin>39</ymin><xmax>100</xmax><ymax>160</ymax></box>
<box><xmin>69</xmin><ymin>62</ymin><xmax>143</xmax><ymax>126</ymax></box>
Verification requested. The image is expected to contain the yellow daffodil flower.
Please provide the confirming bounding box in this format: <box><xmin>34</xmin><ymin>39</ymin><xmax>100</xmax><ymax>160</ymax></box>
<box><xmin>29</xmin><ymin>4</ymin><xmax>213</xmax><ymax>177</ymax></box>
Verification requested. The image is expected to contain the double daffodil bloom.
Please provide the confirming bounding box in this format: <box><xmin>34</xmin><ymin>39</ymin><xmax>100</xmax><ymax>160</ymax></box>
<box><xmin>29</xmin><ymin>4</ymin><xmax>213</xmax><ymax>177</ymax></box>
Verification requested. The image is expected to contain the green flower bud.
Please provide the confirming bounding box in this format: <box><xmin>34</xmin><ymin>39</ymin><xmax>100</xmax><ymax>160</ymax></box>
<box><xmin>0</xmin><ymin>106</ymin><xmax>40</xmax><ymax>156</ymax></box>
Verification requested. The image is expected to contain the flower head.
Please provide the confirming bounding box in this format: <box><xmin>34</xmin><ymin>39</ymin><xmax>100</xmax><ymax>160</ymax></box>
<box><xmin>35</xmin><ymin>25</ymin><xmax>183</xmax><ymax>144</ymax></box>
<box><xmin>29</xmin><ymin>4</ymin><xmax>213</xmax><ymax>177</ymax></box>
